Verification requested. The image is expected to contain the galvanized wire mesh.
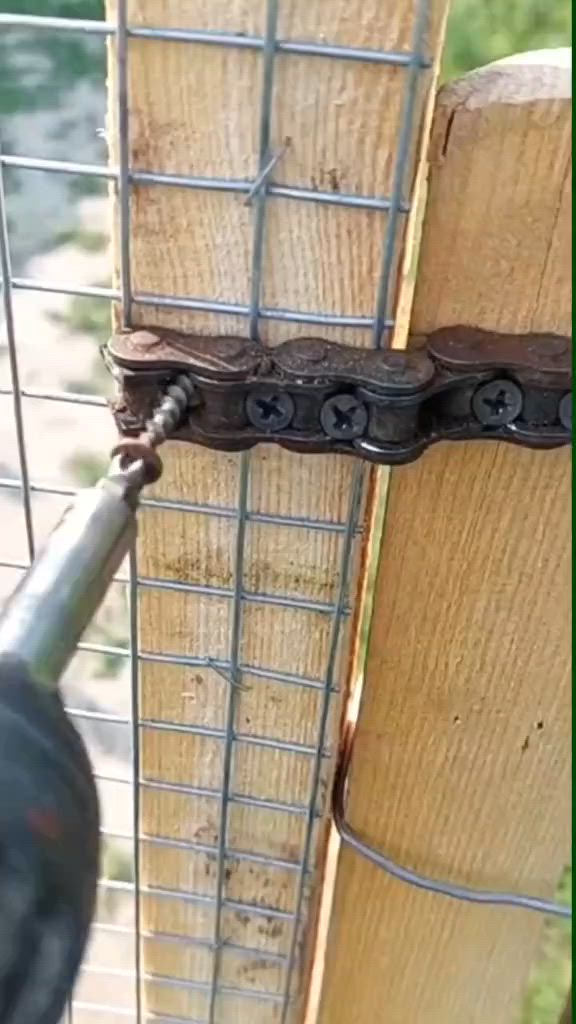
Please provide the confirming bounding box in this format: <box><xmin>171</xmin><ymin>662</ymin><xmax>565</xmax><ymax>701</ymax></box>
<box><xmin>0</xmin><ymin>3</ymin><xmax>433</xmax><ymax>1021</ymax></box>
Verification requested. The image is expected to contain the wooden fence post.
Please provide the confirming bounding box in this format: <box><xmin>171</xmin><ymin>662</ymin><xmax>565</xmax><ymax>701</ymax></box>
<box><xmin>317</xmin><ymin>50</ymin><xmax>571</xmax><ymax>1024</ymax></box>
<box><xmin>106</xmin><ymin>2</ymin><xmax>450</xmax><ymax>1020</ymax></box>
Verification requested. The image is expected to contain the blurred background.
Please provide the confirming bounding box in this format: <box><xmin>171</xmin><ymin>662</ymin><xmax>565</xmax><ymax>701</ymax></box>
<box><xmin>0</xmin><ymin>1</ymin><xmax>571</xmax><ymax>1021</ymax></box>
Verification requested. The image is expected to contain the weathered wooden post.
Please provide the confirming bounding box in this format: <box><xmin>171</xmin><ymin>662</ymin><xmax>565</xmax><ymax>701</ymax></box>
<box><xmin>317</xmin><ymin>49</ymin><xmax>571</xmax><ymax>1024</ymax></box>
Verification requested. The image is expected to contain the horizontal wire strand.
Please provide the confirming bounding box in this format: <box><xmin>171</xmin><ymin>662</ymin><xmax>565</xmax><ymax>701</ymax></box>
<box><xmin>99</xmin><ymin>877</ymin><xmax>297</xmax><ymax>921</ymax></box>
<box><xmin>334</xmin><ymin>723</ymin><xmax>572</xmax><ymax>921</ymax></box>
<box><xmin>11</xmin><ymin>274</ymin><xmax>387</xmax><ymax>328</ymax></box>
<box><xmin>1</xmin><ymin>153</ymin><xmax>410</xmax><ymax>214</ymax></box>
<box><xmin>67</xmin><ymin>706</ymin><xmax>332</xmax><ymax>757</ymax></box>
<box><xmin>96</xmin><ymin>772</ymin><xmax>319</xmax><ymax>817</ymax></box>
<box><xmin>100</xmin><ymin>826</ymin><xmax>307</xmax><ymax>873</ymax></box>
<box><xmin>0</xmin><ymin>14</ymin><xmax>431</xmax><ymax>68</ymax></box>
<box><xmin>81</xmin><ymin>963</ymin><xmax>287</xmax><ymax>1003</ymax></box>
<box><xmin>90</xmin><ymin>920</ymin><xmax>290</xmax><ymax>963</ymax></box>
<box><xmin>0</xmin><ymin>560</ymin><xmax>346</xmax><ymax>615</ymax></box>
<box><xmin>0</xmin><ymin>473</ymin><xmax>361</xmax><ymax>533</ymax></box>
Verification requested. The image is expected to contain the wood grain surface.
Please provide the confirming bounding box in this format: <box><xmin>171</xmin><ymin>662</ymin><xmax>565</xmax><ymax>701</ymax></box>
<box><xmin>317</xmin><ymin>50</ymin><xmax>572</xmax><ymax>1024</ymax></box>
<box><xmin>105</xmin><ymin>2</ymin><xmax>450</xmax><ymax>1020</ymax></box>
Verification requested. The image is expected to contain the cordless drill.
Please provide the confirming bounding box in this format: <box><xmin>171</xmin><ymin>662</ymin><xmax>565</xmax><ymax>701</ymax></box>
<box><xmin>0</xmin><ymin>374</ymin><xmax>193</xmax><ymax>1023</ymax></box>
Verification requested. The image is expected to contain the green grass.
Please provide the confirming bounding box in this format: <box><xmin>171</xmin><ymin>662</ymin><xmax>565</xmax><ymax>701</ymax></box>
<box><xmin>102</xmin><ymin>841</ymin><xmax>133</xmax><ymax>884</ymax></box>
<box><xmin>442</xmin><ymin>0</ymin><xmax>571</xmax><ymax>80</ymax></box>
<box><xmin>48</xmin><ymin>290</ymin><xmax>113</xmax><ymax>395</ymax></box>
<box><xmin>67</xmin><ymin>175</ymin><xmax>108</xmax><ymax>200</ymax></box>
<box><xmin>0</xmin><ymin>0</ymin><xmax>103</xmax><ymax>15</ymax></box>
<box><xmin>520</xmin><ymin>868</ymin><xmax>572</xmax><ymax>1024</ymax></box>
<box><xmin>0</xmin><ymin>1</ymin><xmax>105</xmax><ymax>118</ymax></box>
<box><xmin>88</xmin><ymin>619</ymin><xmax>128</xmax><ymax>678</ymax></box>
<box><xmin>48</xmin><ymin>290</ymin><xmax>111</xmax><ymax>344</ymax></box>
<box><xmin>64</xmin><ymin>450</ymin><xmax>108</xmax><ymax>488</ymax></box>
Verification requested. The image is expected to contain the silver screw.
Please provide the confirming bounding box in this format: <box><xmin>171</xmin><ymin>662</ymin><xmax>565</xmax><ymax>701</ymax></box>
<box><xmin>146</xmin><ymin>374</ymin><xmax>196</xmax><ymax>447</ymax></box>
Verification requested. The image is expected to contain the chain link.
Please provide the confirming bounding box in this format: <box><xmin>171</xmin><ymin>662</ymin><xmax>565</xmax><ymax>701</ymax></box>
<box><xmin>107</xmin><ymin>326</ymin><xmax>572</xmax><ymax>466</ymax></box>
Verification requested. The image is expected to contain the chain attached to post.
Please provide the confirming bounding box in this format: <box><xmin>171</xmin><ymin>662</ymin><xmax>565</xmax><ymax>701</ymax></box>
<box><xmin>109</xmin><ymin>370</ymin><xmax>198</xmax><ymax>483</ymax></box>
<box><xmin>106</xmin><ymin>326</ymin><xmax>572</xmax><ymax>466</ymax></box>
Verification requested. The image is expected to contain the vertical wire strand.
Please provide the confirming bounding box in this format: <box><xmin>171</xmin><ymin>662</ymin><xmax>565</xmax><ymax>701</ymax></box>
<box><xmin>208</xmin><ymin>448</ymin><xmax>250</xmax><ymax>1010</ymax></box>
<box><xmin>247</xmin><ymin>0</ymin><xmax>279</xmax><ymax>340</ymax></box>
<box><xmin>116</xmin><ymin>3</ymin><xmax>142</xmax><ymax>1022</ymax></box>
<box><xmin>117</xmin><ymin>0</ymin><xmax>132</xmax><ymax>322</ymax></box>
<box><xmin>0</xmin><ymin>152</ymin><xmax>35</xmax><ymax>562</ymax></box>
<box><xmin>128</xmin><ymin>545</ymin><xmax>141</xmax><ymax>1024</ymax></box>
<box><xmin>207</xmin><ymin>3</ymin><xmax>279</xmax><ymax>1021</ymax></box>
<box><xmin>372</xmin><ymin>0</ymin><xmax>429</xmax><ymax>349</ymax></box>
<box><xmin>282</xmin><ymin>3</ymin><xmax>431</xmax><ymax>1009</ymax></box>
<box><xmin>280</xmin><ymin>465</ymin><xmax>365</xmax><ymax>1022</ymax></box>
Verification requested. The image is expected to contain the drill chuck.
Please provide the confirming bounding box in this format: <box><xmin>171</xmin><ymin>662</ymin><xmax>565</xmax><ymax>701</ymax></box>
<box><xmin>0</xmin><ymin>373</ymin><xmax>193</xmax><ymax>1022</ymax></box>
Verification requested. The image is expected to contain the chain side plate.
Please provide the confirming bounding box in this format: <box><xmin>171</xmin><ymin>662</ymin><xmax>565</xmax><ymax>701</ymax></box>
<box><xmin>106</xmin><ymin>327</ymin><xmax>572</xmax><ymax>466</ymax></box>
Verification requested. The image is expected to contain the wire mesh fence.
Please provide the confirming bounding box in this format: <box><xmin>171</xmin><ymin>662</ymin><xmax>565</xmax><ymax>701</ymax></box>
<box><xmin>0</xmin><ymin>2</ymin><xmax>434</xmax><ymax>1021</ymax></box>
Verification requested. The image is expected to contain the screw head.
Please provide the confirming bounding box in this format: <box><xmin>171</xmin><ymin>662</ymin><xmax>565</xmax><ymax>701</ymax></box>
<box><xmin>246</xmin><ymin>388</ymin><xmax>295</xmax><ymax>432</ymax></box>
<box><xmin>472</xmin><ymin>379</ymin><xmax>523</xmax><ymax>426</ymax></box>
<box><xmin>320</xmin><ymin>393</ymin><xmax>368</xmax><ymax>440</ymax></box>
<box><xmin>129</xmin><ymin>330</ymin><xmax>161</xmax><ymax>351</ymax></box>
<box><xmin>559</xmin><ymin>392</ymin><xmax>572</xmax><ymax>431</ymax></box>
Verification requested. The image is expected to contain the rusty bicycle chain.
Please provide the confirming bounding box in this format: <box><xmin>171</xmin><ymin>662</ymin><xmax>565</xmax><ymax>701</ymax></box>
<box><xmin>105</xmin><ymin>326</ymin><xmax>572</xmax><ymax>472</ymax></box>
